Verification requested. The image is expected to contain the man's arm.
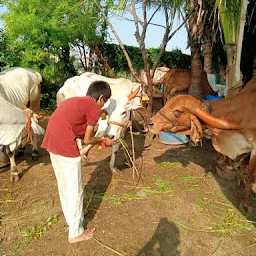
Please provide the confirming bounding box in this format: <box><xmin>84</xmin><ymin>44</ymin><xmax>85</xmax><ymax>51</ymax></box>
<box><xmin>83</xmin><ymin>125</ymin><xmax>117</xmax><ymax>146</ymax></box>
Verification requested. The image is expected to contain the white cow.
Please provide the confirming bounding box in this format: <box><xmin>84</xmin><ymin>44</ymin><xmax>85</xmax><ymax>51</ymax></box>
<box><xmin>0</xmin><ymin>67</ymin><xmax>42</xmax><ymax>160</ymax></box>
<box><xmin>0</xmin><ymin>95</ymin><xmax>44</xmax><ymax>182</ymax></box>
<box><xmin>139</xmin><ymin>67</ymin><xmax>170</xmax><ymax>86</ymax></box>
<box><xmin>57</xmin><ymin>73</ymin><xmax>148</xmax><ymax>172</ymax></box>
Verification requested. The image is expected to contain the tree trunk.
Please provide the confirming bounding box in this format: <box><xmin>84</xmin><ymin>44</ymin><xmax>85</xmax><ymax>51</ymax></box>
<box><xmin>145</xmin><ymin>68</ymin><xmax>153</xmax><ymax>119</ymax></box>
<box><xmin>93</xmin><ymin>1</ymin><xmax>141</xmax><ymax>81</ymax></box>
<box><xmin>94</xmin><ymin>42</ymin><xmax>115</xmax><ymax>78</ymax></box>
<box><xmin>188</xmin><ymin>41</ymin><xmax>204</xmax><ymax>99</ymax></box>
<box><xmin>225</xmin><ymin>44</ymin><xmax>238</xmax><ymax>97</ymax></box>
<box><xmin>61</xmin><ymin>46</ymin><xmax>76</xmax><ymax>77</ymax></box>
<box><xmin>233</xmin><ymin>0</ymin><xmax>248</xmax><ymax>92</ymax></box>
<box><xmin>187</xmin><ymin>0</ymin><xmax>204</xmax><ymax>100</ymax></box>
<box><xmin>203</xmin><ymin>40</ymin><xmax>212</xmax><ymax>74</ymax></box>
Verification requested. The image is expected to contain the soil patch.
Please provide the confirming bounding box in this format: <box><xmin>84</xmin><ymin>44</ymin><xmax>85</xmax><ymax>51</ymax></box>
<box><xmin>1</xmin><ymin>102</ymin><xmax>256</xmax><ymax>256</ymax></box>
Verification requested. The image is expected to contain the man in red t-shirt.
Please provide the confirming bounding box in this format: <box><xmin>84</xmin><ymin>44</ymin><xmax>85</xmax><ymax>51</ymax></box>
<box><xmin>42</xmin><ymin>81</ymin><xmax>116</xmax><ymax>243</ymax></box>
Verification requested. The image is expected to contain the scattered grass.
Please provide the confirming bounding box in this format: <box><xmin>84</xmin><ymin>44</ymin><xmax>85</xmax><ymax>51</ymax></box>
<box><xmin>1</xmin><ymin>208</ymin><xmax>45</xmax><ymax>222</ymax></box>
<box><xmin>6</xmin><ymin>214</ymin><xmax>59</xmax><ymax>255</ymax></box>
<box><xmin>92</xmin><ymin>238</ymin><xmax>127</xmax><ymax>256</ymax></box>
<box><xmin>180</xmin><ymin>175</ymin><xmax>209</xmax><ymax>191</ymax></box>
<box><xmin>20</xmin><ymin>214</ymin><xmax>59</xmax><ymax>243</ymax></box>
<box><xmin>118</xmin><ymin>137</ymin><xmax>133</xmax><ymax>167</ymax></box>
<box><xmin>156</xmin><ymin>161</ymin><xmax>182</xmax><ymax>169</ymax></box>
<box><xmin>246</xmin><ymin>236</ymin><xmax>256</xmax><ymax>248</ymax></box>
<box><xmin>84</xmin><ymin>177</ymin><xmax>174</xmax><ymax>205</ymax></box>
<box><xmin>212</xmin><ymin>239</ymin><xmax>224</xmax><ymax>254</ymax></box>
<box><xmin>0</xmin><ymin>188</ymin><xmax>13</xmax><ymax>193</ymax></box>
<box><xmin>0</xmin><ymin>200</ymin><xmax>20</xmax><ymax>204</ymax></box>
<box><xmin>173</xmin><ymin>198</ymin><xmax>255</xmax><ymax>237</ymax></box>
<box><xmin>119</xmin><ymin>137</ymin><xmax>139</xmax><ymax>178</ymax></box>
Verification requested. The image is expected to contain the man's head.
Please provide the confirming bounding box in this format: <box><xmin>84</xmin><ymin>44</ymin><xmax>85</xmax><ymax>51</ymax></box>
<box><xmin>86</xmin><ymin>81</ymin><xmax>112</xmax><ymax>107</ymax></box>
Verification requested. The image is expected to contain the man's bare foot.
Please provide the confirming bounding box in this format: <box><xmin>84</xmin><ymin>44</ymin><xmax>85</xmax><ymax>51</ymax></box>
<box><xmin>68</xmin><ymin>228</ymin><xmax>96</xmax><ymax>243</ymax></box>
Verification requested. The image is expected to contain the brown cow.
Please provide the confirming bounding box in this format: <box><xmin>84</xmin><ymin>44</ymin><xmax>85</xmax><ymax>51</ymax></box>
<box><xmin>148</xmin><ymin>78</ymin><xmax>256</xmax><ymax>212</ymax></box>
<box><xmin>163</xmin><ymin>69</ymin><xmax>214</xmax><ymax>104</ymax></box>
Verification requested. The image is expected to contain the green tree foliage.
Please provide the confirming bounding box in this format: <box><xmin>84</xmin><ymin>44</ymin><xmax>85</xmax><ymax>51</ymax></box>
<box><xmin>102</xmin><ymin>43</ymin><xmax>190</xmax><ymax>74</ymax></box>
<box><xmin>1</xmin><ymin>0</ymin><xmax>102</xmax><ymax>109</ymax></box>
<box><xmin>148</xmin><ymin>48</ymin><xmax>191</xmax><ymax>70</ymax></box>
<box><xmin>0</xmin><ymin>29</ymin><xmax>22</xmax><ymax>68</ymax></box>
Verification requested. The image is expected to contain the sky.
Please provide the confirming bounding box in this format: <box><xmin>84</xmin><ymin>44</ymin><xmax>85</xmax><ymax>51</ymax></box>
<box><xmin>0</xmin><ymin>5</ymin><xmax>189</xmax><ymax>54</ymax></box>
<box><xmin>108</xmin><ymin>9</ymin><xmax>189</xmax><ymax>54</ymax></box>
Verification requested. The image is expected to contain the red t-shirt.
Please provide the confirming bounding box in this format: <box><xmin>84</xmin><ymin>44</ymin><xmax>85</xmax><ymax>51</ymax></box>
<box><xmin>41</xmin><ymin>96</ymin><xmax>101</xmax><ymax>157</ymax></box>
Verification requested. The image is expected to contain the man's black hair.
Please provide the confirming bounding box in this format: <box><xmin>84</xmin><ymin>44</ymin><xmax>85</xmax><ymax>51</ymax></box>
<box><xmin>86</xmin><ymin>80</ymin><xmax>111</xmax><ymax>102</ymax></box>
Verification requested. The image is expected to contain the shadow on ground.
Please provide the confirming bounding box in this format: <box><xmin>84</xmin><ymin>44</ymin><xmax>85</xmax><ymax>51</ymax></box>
<box><xmin>153</xmin><ymin>139</ymin><xmax>256</xmax><ymax>223</ymax></box>
<box><xmin>137</xmin><ymin>218</ymin><xmax>180</xmax><ymax>256</ymax></box>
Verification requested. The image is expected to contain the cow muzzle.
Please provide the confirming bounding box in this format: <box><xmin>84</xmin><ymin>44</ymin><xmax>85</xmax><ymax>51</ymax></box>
<box><xmin>107</xmin><ymin>135</ymin><xmax>115</xmax><ymax>140</ymax></box>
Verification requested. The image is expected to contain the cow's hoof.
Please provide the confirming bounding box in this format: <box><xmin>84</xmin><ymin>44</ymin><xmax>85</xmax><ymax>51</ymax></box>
<box><xmin>10</xmin><ymin>173</ymin><xmax>20</xmax><ymax>182</ymax></box>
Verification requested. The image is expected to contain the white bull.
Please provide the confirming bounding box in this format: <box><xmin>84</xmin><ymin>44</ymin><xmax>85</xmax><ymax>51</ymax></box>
<box><xmin>139</xmin><ymin>67</ymin><xmax>170</xmax><ymax>86</ymax></box>
<box><xmin>57</xmin><ymin>73</ymin><xmax>148</xmax><ymax>172</ymax></box>
<box><xmin>0</xmin><ymin>96</ymin><xmax>44</xmax><ymax>182</ymax></box>
<box><xmin>0</xmin><ymin>67</ymin><xmax>42</xmax><ymax>162</ymax></box>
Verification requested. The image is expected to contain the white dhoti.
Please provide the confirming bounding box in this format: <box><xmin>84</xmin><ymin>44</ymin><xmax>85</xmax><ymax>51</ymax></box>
<box><xmin>49</xmin><ymin>152</ymin><xmax>84</xmax><ymax>238</ymax></box>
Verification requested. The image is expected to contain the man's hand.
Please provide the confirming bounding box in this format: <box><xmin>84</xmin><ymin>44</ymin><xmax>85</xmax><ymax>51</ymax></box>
<box><xmin>104</xmin><ymin>137</ymin><xmax>119</xmax><ymax>146</ymax></box>
<box><xmin>100</xmin><ymin>137</ymin><xmax>119</xmax><ymax>147</ymax></box>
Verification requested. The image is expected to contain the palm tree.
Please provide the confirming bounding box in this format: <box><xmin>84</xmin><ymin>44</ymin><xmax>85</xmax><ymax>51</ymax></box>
<box><xmin>186</xmin><ymin>0</ymin><xmax>205</xmax><ymax>99</ymax></box>
<box><xmin>215</xmin><ymin>0</ymin><xmax>248</xmax><ymax>97</ymax></box>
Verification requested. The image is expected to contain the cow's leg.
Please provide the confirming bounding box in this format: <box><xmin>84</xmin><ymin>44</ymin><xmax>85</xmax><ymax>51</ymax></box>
<box><xmin>7</xmin><ymin>151</ymin><xmax>19</xmax><ymax>182</ymax></box>
<box><xmin>109</xmin><ymin>143</ymin><xmax>120</xmax><ymax>173</ymax></box>
<box><xmin>248</xmin><ymin>149</ymin><xmax>256</xmax><ymax>192</ymax></box>
<box><xmin>0</xmin><ymin>151</ymin><xmax>10</xmax><ymax>168</ymax></box>
<box><xmin>163</xmin><ymin>86</ymin><xmax>176</xmax><ymax>105</ymax></box>
<box><xmin>17</xmin><ymin>146</ymin><xmax>25</xmax><ymax>156</ymax></box>
<box><xmin>31</xmin><ymin>133</ymin><xmax>39</xmax><ymax>159</ymax></box>
<box><xmin>30</xmin><ymin>96</ymin><xmax>41</xmax><ymax>159</ymax></box>
<box><xmin>169</xmin><ymin>87</ymin><xmax>177</xmax><ymax>96</ymax></box>
<box><xmin>239</xmin><ymin>150</ymin><xmax>256</xmax><ymax>215</ymax></box>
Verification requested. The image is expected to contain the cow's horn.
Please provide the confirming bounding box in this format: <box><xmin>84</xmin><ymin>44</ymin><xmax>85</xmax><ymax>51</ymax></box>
<box><xmin>194</xmin><ymin>107</ymin><xmax>242</xmax><ymax>130</ymax></box>
<box><xmin>128</xmin><ymin>85</ymin><xmax>141</xmax><ymax>101</ymax></box>
<box><xmin>22</xmin><ymin>104</ymin><xmax>28</xmax><ymax>110</ymax></box>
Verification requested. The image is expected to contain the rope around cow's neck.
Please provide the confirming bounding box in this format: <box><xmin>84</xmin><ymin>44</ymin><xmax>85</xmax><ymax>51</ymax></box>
<box><xmin>158</xmin><ymin>110</ymin><xmax>191</xmax><ymax>130</ymax></box>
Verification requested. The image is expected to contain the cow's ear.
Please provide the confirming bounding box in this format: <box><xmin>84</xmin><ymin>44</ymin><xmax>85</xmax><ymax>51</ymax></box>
<box><xmin>189</xmin><ymin>114</ymin><xmax>203</xmax><ymax>145</ymax></box>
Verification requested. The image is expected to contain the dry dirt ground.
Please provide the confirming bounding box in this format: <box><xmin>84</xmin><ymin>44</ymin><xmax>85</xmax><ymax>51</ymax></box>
<box><xmin>1</xmin><ymin>99</ymin><xmax>256</xmax><ymax>256</ymax></box>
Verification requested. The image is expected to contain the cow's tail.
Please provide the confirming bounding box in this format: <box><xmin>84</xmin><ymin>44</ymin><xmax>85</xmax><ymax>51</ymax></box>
<box><xmin>31</xmin><ymin>119</ymin><xmax>45</xmax><ymax>135</ymax></box>
<box><xmin>31</xmin><ymin>118</ymin><xmax>45</xmax><ymax>136</ymax></box>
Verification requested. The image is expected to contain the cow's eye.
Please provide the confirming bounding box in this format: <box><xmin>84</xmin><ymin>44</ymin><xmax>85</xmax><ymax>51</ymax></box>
<box><xmin>173</xmin><ymin>110</ymin><xmax>182</xmax><ymax>117</ymax></box>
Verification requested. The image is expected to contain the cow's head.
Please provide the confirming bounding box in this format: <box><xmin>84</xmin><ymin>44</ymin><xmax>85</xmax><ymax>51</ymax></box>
<box><xmin>127</xmin><ymin>83</ymin><xmax>149</xmax><ymax>110</ymax></box>
<box><xmin>101</xmin><ymin>85</ymin><xmax>144</xmax><ymax>140</ymax></box>
<box><xmin>148</xmin><ymin>95</ymin><xmax>241</xmax><ymax>145</ymax></box>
